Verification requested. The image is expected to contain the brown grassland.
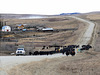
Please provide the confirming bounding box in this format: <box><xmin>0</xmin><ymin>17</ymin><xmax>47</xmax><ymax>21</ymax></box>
<box><xmin>1</xmin><ymin>13</ymin><xmax>100</xmax><ymax>75</ymax></box>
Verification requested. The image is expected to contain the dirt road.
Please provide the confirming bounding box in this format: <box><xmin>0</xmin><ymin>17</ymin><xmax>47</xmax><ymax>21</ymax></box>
<box><xmin>0</xmin><ymin>16</ymin><xmax>95</xmax><ymax>75</ymax></box>
<box><xmin>0</xmin><ymin>54</ymin><xmax>67</xmax><ymax>75</ymax></box>
<box><xmin>70</xmin><ymin>16</ymin><xmax>95</xmax><ymax>53</ymax></box>
<box><xmin>69</xmin><ymin>16</ymin><xmax>95</xmax><ymax>45</ymax></box>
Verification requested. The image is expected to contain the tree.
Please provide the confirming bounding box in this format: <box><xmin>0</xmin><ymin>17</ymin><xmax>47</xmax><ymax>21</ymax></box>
<box><xmin>0</xmin><ymin>21</ymin><xmax>3</xmax><ymax>29</ymax></box>
<box><xmin>0</xmin><ymin>20</ymin><xmax>3</xmax><ymax>38</ymax></box>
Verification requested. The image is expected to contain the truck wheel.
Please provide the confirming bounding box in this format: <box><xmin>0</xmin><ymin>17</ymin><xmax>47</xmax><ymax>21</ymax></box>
<box><xmin>16</xmin><ymin>55</ymin><xmax>19</xmax><ymax>56</ymax></box>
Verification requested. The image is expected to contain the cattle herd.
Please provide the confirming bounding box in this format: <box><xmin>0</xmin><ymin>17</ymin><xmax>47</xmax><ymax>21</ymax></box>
<box><xmin>28</xmin><ymin>45</ymin><xmax>92</xmax><ymax>56</ymax></box>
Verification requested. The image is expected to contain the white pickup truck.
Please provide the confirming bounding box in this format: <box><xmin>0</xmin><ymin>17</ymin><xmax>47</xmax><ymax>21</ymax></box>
<box><xmin>16</xmin><ymin>48</ymin><xmax>26</xmax><ymax>56</ymax></box>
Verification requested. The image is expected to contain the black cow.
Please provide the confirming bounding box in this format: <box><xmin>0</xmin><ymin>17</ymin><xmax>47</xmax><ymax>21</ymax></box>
<box><xmin>62</xmin><ymin>46</ymin><xmax>76</xmax><ymax>56</ymax></box>
<box><xmin>42</xmin><ymin>46</ymin><xmax>46</xmax><ymax>50</ymax></box>
<box><xmin>87</xmin><ymin>45</ymin><xmax>92</xmax><ymax>48</ymax></box>
<box><xmin>70</xmin><ymin>51</ymin><xmax>75</xmax><ymax>56</ymax></box>
<box><xmin>66</xmin><ymin>51</ymin><xmax>70</xmax><ymax>56</ymax></box>
<box><xmin>62</xmin><ymin>47</ymin><xmax>70</xmax><ymax>55</ymax></box>
<box><xmin>33</xmin><ymin>51</ymin><xmax>39</xmax><ymax>55</ymax></box>
<box><xmin>49</xmin><ymin>45</ymin><xmax>53</xmax><ymax>48</ymax></box>
<box><xmin>81</xmin><ymin>45</ymin><xmax>92</xmax><ymax>50</ymax></box>
<box><xmin>46</xmin><ymin>47</ymin><xmax>49</xmax><ymax>49</ymax></box>
<box><xmin>29</xmin><ymin>52</ymin><xmax>32</xmax><ymax>55</ymax></box>
<box><xmin>75</xmin><ymin>45</ymin><xmax>79</xmax><ymax>48</ymax></box>
<box><xmin>68</xmin><ymin>45</ymin><xmax>79</xmax><ymax>48</ymax></box>
<box><xmin>49</xmin><ymin>51</ymin><xmax>56</xmax><ymax>55</ymax></box>
<box><xmin>68</xmin><ymin>45</ymin><xmax>75</xmax><ymax>48</ymax></box>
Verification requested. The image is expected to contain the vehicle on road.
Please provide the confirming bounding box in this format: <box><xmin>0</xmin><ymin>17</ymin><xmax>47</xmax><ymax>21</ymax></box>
<box><xmin>16</xmin><ymin>48</ymin><xmax>25</xmax><ymax>56</ymax></box>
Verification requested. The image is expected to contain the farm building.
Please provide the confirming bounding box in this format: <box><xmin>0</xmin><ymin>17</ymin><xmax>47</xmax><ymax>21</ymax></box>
<box><xmin>17</xmin><ymin>24</ymin><xmax>24</xmax><ymax>29</ymax></box>
<box><xmin>2</xmin><ymin>26</ymin><xmax>11</xmax><ymax>32</ymax></box>
<box><xmin>42</xmin><ymin>28</ymin><xmax>54</xmax><ymax>31</ymax></box>
<box><xmin>37</xmin><ymin>27</ymin><xmax>54</xmax><ymax>31</ymax></box>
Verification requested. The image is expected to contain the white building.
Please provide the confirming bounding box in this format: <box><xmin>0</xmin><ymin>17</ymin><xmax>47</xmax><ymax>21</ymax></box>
<box><xmin>42</xmin><ymin>28</ymin><xmax>54</xmax><ymax>31</ymax></box>
<box><xmin>2</xmin><ymin>26</ymin><xmax>11</xmax><ymax>32</ymax></box>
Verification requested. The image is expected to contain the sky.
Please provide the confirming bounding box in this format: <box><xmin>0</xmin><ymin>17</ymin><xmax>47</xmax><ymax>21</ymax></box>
<box><xmin>0</xmin><ymin>0</ymin><xmax>100</xmax><ymax>15</ymax></box>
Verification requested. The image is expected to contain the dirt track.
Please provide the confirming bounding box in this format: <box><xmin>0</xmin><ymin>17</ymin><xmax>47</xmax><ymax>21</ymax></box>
<box><xmin>0</xmin><ymin>16</ymin><xmax>96</xmax><ymax>75</ymax></box>
<box><xmin>69</xmin><ymin>16</ymin><xmax>95</xmax><ymax>45</ymax></box>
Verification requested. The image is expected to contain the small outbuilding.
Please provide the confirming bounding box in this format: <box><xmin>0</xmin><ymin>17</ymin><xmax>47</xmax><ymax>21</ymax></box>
<box><xmin>42</xmin><ymin>28</ymin><xmax>54</xmax><ymax>31</ymax></box>
<box><xmin>17</xmin><ymin>24</ymin><xmax>24</xmax><ymax>29</ymax></box>
<box><xmin>2</xmin><ymin>26</ymin><xmax>11</xmax><ymax>32</ymax></box>
<box><xmin>37</xmin><ymin>27</ymin><xmax>54</xmax><ymax>31</ymax></box>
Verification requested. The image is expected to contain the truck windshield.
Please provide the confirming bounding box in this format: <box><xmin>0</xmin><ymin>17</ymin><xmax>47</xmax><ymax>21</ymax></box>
<box><xmin>17</xmin><ymin>49</ymin><xmax>24</xmax><ymax>50</ymax></box>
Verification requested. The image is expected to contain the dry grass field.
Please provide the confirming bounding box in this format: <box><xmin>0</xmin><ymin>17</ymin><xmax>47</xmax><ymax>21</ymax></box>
<box><xmin>0</xmin><ymin>16</ymin><xmax>86</xmax><ymax>54</ymax></box>
<box><xmin>1</xmin><ymin>13</ymin><xmax>100</xmax><ymax>75</ymax></box>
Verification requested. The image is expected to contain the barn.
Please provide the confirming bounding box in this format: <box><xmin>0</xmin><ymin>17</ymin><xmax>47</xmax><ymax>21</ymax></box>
<box><xmin>2</xmin><ymin>26</ymin><xmax>11</xmax><ymax>32</ymax></box>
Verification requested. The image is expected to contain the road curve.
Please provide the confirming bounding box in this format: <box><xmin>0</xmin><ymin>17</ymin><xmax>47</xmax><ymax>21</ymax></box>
<box><xmin>69</xmin><ymin>16</ymin><xmax>95</xmax><ymax>45</ymax></box>
<box><xmin>0</xmin><ymin>16</ymin><xmax>95</xmax><ymax>75</ymax></box>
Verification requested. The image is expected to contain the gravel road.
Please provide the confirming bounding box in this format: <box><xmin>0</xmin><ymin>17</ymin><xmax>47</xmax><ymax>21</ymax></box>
<box><xmin>0</xmin><ymin>16</ymin><xmax>95</xmax><ymax>75</ymax></box>
<box><xmin>69</xmin><ymin>16</ymin><xmax>95</xmax><ymax>45</ymax></box>
<box><xmin>0</xmin><ymin>54</ymin><xmax>66</xmax><ymax>75</ymax></box>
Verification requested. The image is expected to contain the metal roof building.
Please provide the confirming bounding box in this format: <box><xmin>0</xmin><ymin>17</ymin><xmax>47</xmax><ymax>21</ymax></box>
<box><xmin>2</xmin><ymin>26</ymin><xmax>11</xmax><ymax>32</ymax></box>
<box><xmin>42</xmin><ymin>28</ymin><xmax>54</xmax><ymax>31</ymax></box>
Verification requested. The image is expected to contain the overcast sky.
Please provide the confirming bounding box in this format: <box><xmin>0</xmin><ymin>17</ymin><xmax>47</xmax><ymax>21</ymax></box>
<box><xmin>0</xmin><ymin>0</ymin><xmax>100</xmax><ymax>15</ymax></box>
